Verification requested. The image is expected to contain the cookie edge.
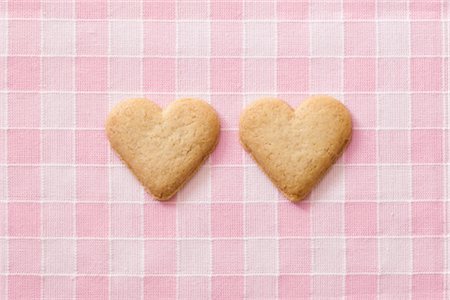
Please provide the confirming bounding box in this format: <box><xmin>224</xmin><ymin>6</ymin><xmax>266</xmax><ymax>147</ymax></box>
<box><xmin>106</xmin><ymin>98</ymin><xmax>220</xmax><ymax>201</ymax></box>
<box><xmin>239</xmin><ymin>95</ymin><xmax>352</xmax><ymax>202</ymax></box>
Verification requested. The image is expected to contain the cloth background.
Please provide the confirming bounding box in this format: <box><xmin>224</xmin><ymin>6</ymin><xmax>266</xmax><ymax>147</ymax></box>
<box><xmin>0</xmin><ymin>0</ymin><xmax>449</xmax><ymax>299</ymax></box>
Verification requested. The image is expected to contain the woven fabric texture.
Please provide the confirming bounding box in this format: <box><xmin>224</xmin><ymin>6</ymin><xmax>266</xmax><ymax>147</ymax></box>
<box><xmin>1</xmin><ymin>0</ymin><xmax>449</xmax><ymax>299</ymax></box>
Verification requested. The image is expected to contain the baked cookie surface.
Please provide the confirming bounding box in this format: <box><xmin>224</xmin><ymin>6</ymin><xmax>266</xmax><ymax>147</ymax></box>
<box><xmin>106</xmin><ymin>98</ymin><xmax>220</xmax><ymax>200</ymax></box>
<box><xmin>239</xmin><ymin>95</ymin><xmax>352</xmax><ymax>202</ymax></box>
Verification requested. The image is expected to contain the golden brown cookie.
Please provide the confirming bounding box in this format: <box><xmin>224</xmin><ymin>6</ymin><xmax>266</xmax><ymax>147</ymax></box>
<box><xmin>239</xmin><ymin>95</ymin><xmax>352</xmax><ymax>202</ymax></box>
<box><xmin>106</xmin><ymin>98</ymin><xmax>220</xmax><ymax>200</ymax></box>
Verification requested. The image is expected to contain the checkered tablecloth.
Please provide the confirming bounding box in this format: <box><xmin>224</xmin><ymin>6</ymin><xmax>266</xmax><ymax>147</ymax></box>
<box><xmin>1</xmin><ymin>0</ymin><xmax>449</xmax><ymax>299</ymax></box>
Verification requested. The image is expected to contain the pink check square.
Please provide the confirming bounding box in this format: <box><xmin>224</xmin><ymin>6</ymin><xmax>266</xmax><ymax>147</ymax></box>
<box><xmin>8</xmin><ymin>166</ymin><xmax>40</xmax><ymax>201</ymax></box>
<box><xmin>109</xmin><ymin>2</ymin><xmax>141</xmax><ymax>19</ymax></box>
<box><xmin>245</xmin><ymin>203</ymin><xmax>277</xmax><ymax>236</ymax></box>
<box><xmin>8</xmin><ymin>130</ymin><xmax>40</xmax><ymax>164</ymax></box>
<box><xmin>143</xmin><ymin>2</ymin><xmax>175</xmax><ymax>19</ymax></box>
<box><xmin>177</xmin><ymin>204</ymin><xmax>210</xmax><ymax>237</ymax></box>
<box><xmin>279</xmin><ymin>275</ymin><xmax>310</xmax><ymax>299</ymax></box>
<box><xmin>413</xmin><ymin>237</ymin><xmax>444</xmax><ymax>272</ymax></box>
<box><xmin>211</xmin><ymin>276</ymin><xmax>244</xmax><ymax>299</ymax></box>
<box><xmin>277</xmin><ymin>59</ymin><xmax>309</xmax><ymax>93</ymax></box>
<box><xmin>42</xmin><ymin>203</ymin><xmax>74</xmax><ymax>236</ymax></box>
<box><xmin>178</xmin><ymin>277</ymin><xmax>210</xmax><ymax>299</ymax></box>
<box><xmin>412</xmin><ymin>202</ymin><xmax>444</xmax><ymax>235</ymax></box>
<box><xmin>111</xmin><ymin>204</ymin><xmax>141</xmax><ymax>237</ymax></box>
<box><xmin>277</xmin><ymin>1</ymin><xmax>308</xmax><ymax>19</ymax></box>
<box><xmin>311</xmin><ymin>203</ymin><xmax>344</xmax><ymax>236</ymax></box>
<box><xmin>211</xmin><ymin>1</ymin><xmax>243</xmax><ymax>20</ymax></box>
<box><xmin>345</xmin><ymin>203</ymin><xmax>377</xmax><ymax>236</ymax></box>
<box><xmin>143</xmin><ymin>58</ymin><xmax>176</xmax><ymax>92</ymax></box>
<box><xmin>246</xmin><ymin>276</ymin><xmax>277</xmax><ymax>299</ymax></box>
<box><xmin>212</xmin><ymin>239</ymin><xmax>244</xmax><ymax>274</ymax></box>
<box><xmin>344</xmin><ymin>0</ymin><xmax>376</xmax><ymax>19</ymax></box>
<box><xmin>344</xmin><ymin>129</ymin><xmax>376</xmax><ymax>164</ymax></box>
<box><xmin>144</xmin><ymin>204</ymin><xmax>176</xmax><ymax>237</ymax></box>
<box><xmin>344</xmin><ymin>58</ymin><xmax>376</xmax><ymax>92</ymax></box>
<box><xmin>76</xmin><ymin>166</ymin><xmax>108</xmax><ymax>202</ymax></box>
<box><xmin>9</xmin><ymin>203</ymin><xmax>40</xmax><ymax>236</ymax></box>
<box><xmin>76</xmin><ymin>131</ymin><xmax>108</xmax><ymax>164</ymax></box>
<box><xmin>278</xmin><ymin>202</ymin><xmax>310</xmax><ymax>236</ymax></box>
<box><xmin>211</xmin><ymin>203</ymin><xmax>243</xmax><ymax>237</ymax></box>
<box><xmin>211</xmin><ymin>22</ymin><xmax>242</xmax><ymax>56</ymax></box>
<box><xmin>377</xmin><ymin>58</ymin><xmax>409</xmax><ymax>91</ymax></box>
<box><xmin>379</xmin><ymin>275</ymin><xmax>410</xmax><ymax>297</ymax></box>
<box><xmin>211</xmin><ymin>59</ymin><xmax>242</xmax><ymax>92</ymax></box>
<box><xmin>76</xmin><ymin>58</ymin><xmax>108</xmax><ymax>92</ymax></box>
<box><xmin>8</xmin><ymin>93</ymin><xmax>41</xmax><ymax>128</ymax></box>
<box><xmin>8</xmin><ymin>1</ymin><xmax>40</xmax><ymax>18</ymax></box>
<box><xmin>76</xmin><ymin>276</ymin><xmax>109</xmax><ymax>300</ymax></box>
<box><xmin>8</xmin><ymin>20</ymin><xmax>40</xmax><ymax>55</ymax></box>
<box><xmin>212</xmin><ymin>131</ymin><xmax>242</xmax><ymax>165</ymax></box>
<box><xmin>411</xmin><ymin>58</ymin><xmax>442</xmax><ymax>91</ymax></box>
<box><xmin>77</xmin><ymin>240</ymin><xmax>109</xmax><ymax>274</ymax></box>
<box><xmin>379</xmin><ymin>203</ymin><xmax>410</xmax><ymax>235</ymax></box>
<box><xmin>411</xmin><ymin>21</ymin><xmax>442</xmax><ymax>55</ymax></box>
<box><xmin>8</xmin><ymin>276</ymin><xmax>41</xmax><ymax>300</ymax></box>
<box><xmin>345</xmin><ymin>166</ymin><xmax>377</xmax><ymax>200</ymax></box>
<box><xmin>177</xmin><ymin>2</ymin><xmax>208</xmax><ymax>19</ymax></box>
<box><xmin>413</xmin><ymin>166</ymin><xmax>444</xmax><ymax>199</ymax></box>
<box><xmin>410</xmin><ymin>1</ymin><xmax>441</xmax><ymax>19</ymax></box>
<box><xmin>76</xmin><ymin>21</ymin><xmax>108</xmax><ymax>55</ymax></box>
<box><xmin>412</xmin><ymin>275</ymin><xmax>444</xmax><ymax>299</ymax></box>
<box><xmin>411</xmin><ymin>130</ymin><xmax>443</xmax><ymax>163</ymax></box>
<box><xmin>76</xmin><ymin>203</ymin><xmax>109</xmax><ymax>237</ymax></box>
<box><xmin>143</xmin><ymin>277</ymin><xmax>176</xmax><ymax>299</ymax></box>
<box><xmin>346</xmin><ymin>238</ymin><xmax>378</xmax><ymax>273</ymax></box>
<box><xmin>76</xmin><ymin>1</ymin><xmax>107</xmax><ymax>19</ymax></box>
<box><xmin>144</xmin><ymin>240</ymin><xmax>176</xmax><ymax>274</ymax></box>
<box><xmin>345</xmin><ymin>22</ymin><xmax>376</xmax><ymax>56</ymax></box>
<box><xmin>42</xmin><ymin>130</ymin><xmax>74</xmax><ymax>163</ymax></box>
<box><xmin>211</xmin><ymin>167</ymin><xmax>243</xmax><ymax>202</ymax></box>
<box><xmin>42</xmin><ymin>58</ymin><xmax>73</xmax><ymax>91</ymax></box>
<box><xmin>346</xmin><ymin>275</ymin><xmax>378</xmax><ymax>299</ymax></box>
<box><xmin>279</xmin><ymin>239</ymin><xmax>311</xmax><ymax>273</ymax></box>
<box><xmin>110</xmin><ymin>58</ymin><xmax>142</xmax><ymax>92</ymax></box>
<box><xmin>111</xmin><ymin>277</ymin><xmax>141</xmax><ymax>300</ymax></box>
<box><xmin>8</xmin><ymin>57</ymin><xmax>40</xmax><ymax>91</ymax></box>
<box><xmin>412</xmin><ymin>94</ymin><xmax>444</xmax><ymax>127</ymax></box>
<box><xmin>43</xmin><ymin>276</ymin><xmax>73</xmax><ymax>300</ymax></box>
<box><xmin>9</xmin><ymin>239</ymin><xmax>41</xmax><ymax>273</ymax></box>
<box><xmin>144</xmin><ymin>22</ymin><xmax>176</xmax><ymax>56</ymax></box>
<box><xmin>76</xmin><ymin>93</ymin><xmax>108</xmax><ymax>128</ymax></box>
<box><xmin>277</xmin><ymin>23</ymin><xmax>309</xmax><ymax>56</ymax></box>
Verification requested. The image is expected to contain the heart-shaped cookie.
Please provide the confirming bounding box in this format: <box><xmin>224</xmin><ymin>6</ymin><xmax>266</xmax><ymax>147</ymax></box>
<box><xmin>239</xmin><ymin>95</ymin><xmax>352</xmax><ymax>202</ymax></box>
<box><xmin>106</xmin><ymin>98</ymin><xmax>220</xmax><ymax>200</ymax></box>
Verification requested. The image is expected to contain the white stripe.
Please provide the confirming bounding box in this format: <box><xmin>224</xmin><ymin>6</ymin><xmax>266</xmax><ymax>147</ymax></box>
<box><xmin>1</xmin><ymin>199</ymin><xmax>446</xmax><ymax>204</ymax></box>
<box><xmin>2</xmin><ymin>271</ymin><xmax>450</xmax><ymax>277</ymax></box>
<box><xmin>2</xmin><ymin>18</ymin><xmax>448</xmax><ymax>22</ymax></box>
<box><xmin>274</xmin><ymin>0</ymin><xmax>280</xmax><ymax>298</ymax></box>
<box><xmin>72</xmin><ymin>1</ymin><xmax>77</xmax><ymax>299</ymax></box>
<box><xmin>1</xmin><ymin>235</ymin><xmax>448</xmax><ymax>241</ymax></box>
<box><xmin>1</xmin><ymin>162</ymin><xmax>449</xmax><ymax>167</ymax></box>
<box><xmin>406</xmin><ymin>2</ymin><xmax>414</xmax><ymax>298</ymax></box>
<box><xmin>107</xmin><ymin>2</ymin><xmax>112</xmax><ymax>297</ymax></box>
<box><xmin>139</xmin><ymin>1</ymin><xmax>145</xmax><ymax>299</ymax></box>
<box><xmin>1</xmin><ymin>90</ymin><xmax>448</xmax><ymax>94</ymax></box>
<box><xmin>2</xmin><ymin>126</ymin><xmax>450</xmax><ymax>130</ymax></box>
<box><xmin>3</xmin><ymin>4</ymin><xmax>8</xmax><ymax>300</ymax></box>
<box><xmin>3</xmin><ymin>54</ymin><xmax>450</xmax><ymax>58</ymax></box>
<box><xmin>340</xmin><ymin>0</ymin><xmax>346</xmax><ymax>297</ymax></box>
<box><xmin>374</xmin><ymin>1</ymin><xmax>381</xmax><ymax>298</ymax></box>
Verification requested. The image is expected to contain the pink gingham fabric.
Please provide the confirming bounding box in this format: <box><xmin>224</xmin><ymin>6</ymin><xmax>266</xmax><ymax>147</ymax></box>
<box><xmin>1</xmin><ymin>0</ymin><xmax>449</xmax><ymax>299</ymax></box>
